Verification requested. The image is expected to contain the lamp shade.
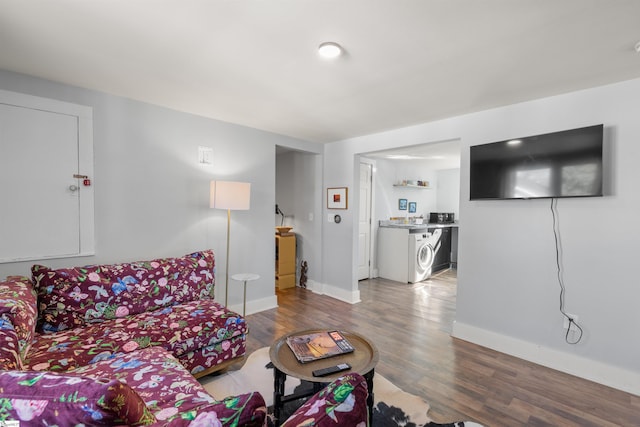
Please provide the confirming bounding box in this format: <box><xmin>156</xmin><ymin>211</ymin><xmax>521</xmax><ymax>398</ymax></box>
<box><xmin>210</xmin><ymin>181</ymin><xmax>251</xmax><ymax>210</ymax></box>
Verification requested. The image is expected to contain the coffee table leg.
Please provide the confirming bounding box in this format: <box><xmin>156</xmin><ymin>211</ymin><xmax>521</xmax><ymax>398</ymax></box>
<box><xmin>273</xmin><ymin>367</ymin><xmax>286</xmax><ymax>426</ymax></box>
<box><xmin>364</xmin><ymin>369</ymin><xmax>375</xmax><ymax>426</ymax></box>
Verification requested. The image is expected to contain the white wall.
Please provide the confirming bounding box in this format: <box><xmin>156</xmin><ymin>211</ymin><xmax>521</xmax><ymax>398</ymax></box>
<box><xmin>436</xmin><ymin>168</ymin><xmax>460</xmax><ymax>218</ymax></box>
<box><xmin>0</xmin><ymin>69</ymin><xmax>320</xmax><ymax>316</ymax></box>
<box><xmin>370</xmin><ymin>160</ymin><xmax>462</xmax><ymax>222</ymax></box>
<box><xmin>323</xmin><ymin>78</ymin><xmax>640</xmax><ymax>395</ymax></box>
<box><xmin>321</xmin><ymin>145</ymin><xmax>362</xmax><ymax>303</ymax></box>
<box><xmin>372</xmin><ymin>159</ymin><xmax>438</xmax><ymax>220</ymax></box>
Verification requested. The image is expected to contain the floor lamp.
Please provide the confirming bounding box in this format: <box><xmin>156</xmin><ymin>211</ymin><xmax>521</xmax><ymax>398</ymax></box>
<box><xmin>210</xmin><ymin>180</ymin><xmax>251</xmax><ymax>307</ymax></box>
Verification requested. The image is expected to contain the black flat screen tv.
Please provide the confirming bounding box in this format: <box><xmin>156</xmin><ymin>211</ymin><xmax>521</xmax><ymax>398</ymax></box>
<box><xmin>470</xmin><ymin>124</ymin><xmax>604</xmax><ymax>200</ymax></box>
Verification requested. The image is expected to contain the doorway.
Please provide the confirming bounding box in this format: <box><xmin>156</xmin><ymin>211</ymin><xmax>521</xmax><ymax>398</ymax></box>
<box><xmin>358</xmin><ymin>139</ymin><xmax>461</xmax><ymax>282</ymax></box>
<box><xmin>275</xmin><ymin>147</ymin><xmax>322</xmax><ymax>290</ymax></box>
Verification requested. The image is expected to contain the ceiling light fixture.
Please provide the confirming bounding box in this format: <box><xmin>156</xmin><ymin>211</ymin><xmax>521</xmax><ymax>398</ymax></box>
<box><xmin>635</xmin><ymin>41</ymin><xmax>640</xmax><ymax>53</ymax></box>
<box><xmin>318</xmin><ymin>42</ymin><xmax>343</xmax><ymax>59</ymax></box>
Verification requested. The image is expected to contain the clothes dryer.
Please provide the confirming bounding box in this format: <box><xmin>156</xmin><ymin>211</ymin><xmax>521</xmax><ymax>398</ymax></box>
<box><xmin>408</xmin><ymin>229</ymin><xmax>442</xmax><ymax>283</ymax></box>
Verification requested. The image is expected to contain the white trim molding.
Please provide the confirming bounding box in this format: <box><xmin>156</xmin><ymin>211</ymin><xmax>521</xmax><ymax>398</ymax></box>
<box><xmin>306</xmin><ymin>280</ymin><xmax>361</xmax><ymax>304</ymax></box>
<box><xmin>452</xmin><ymin>321</ymin><xmax>640</xmax><ymax>397</ymax></box>
<box><xmin>230</xmin><ymin>295</ymin><xmax>278</xmax><ymax>317</ymax></box>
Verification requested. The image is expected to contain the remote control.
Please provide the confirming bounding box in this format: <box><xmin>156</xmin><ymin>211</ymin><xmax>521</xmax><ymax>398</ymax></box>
<box><xmin>312</xmin><ymin>363</ymin><xmax>351</xmax><ymax>377</ymax></box>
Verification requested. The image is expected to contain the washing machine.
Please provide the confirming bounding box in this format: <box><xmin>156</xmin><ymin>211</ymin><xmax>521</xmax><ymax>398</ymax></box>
<box><xmin>408</xmin><ymin>229</ymin><xmax>442</xmax><ymax>283</ymax></box>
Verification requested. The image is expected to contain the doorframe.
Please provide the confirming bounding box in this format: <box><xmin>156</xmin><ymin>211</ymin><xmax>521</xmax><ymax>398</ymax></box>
<box><xmin>358</xmin><ymin>158</ymin><xmax>376</xmax><ymax>279</ymax></box>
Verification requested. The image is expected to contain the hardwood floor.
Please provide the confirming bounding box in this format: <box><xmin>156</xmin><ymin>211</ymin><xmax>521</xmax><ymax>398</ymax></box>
<box><xmin>244</xmin><ymin>270</ymin><xmax>640</xmax><ymax>426</ymax></box>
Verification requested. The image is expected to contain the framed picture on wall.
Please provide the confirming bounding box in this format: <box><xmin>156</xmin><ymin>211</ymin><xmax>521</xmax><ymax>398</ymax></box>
<box><xmin>327</xmin><ymin>187</ymin><xmax>348</xmax><ymax>209</ymax></box>
<box><xmin>408</xmin><ymin>202</ymin><xmax>417</xmax><ymax>213</ymax></box>
<box><xmin>398</xmin><ymin>198</ymin><xmax>408</xmax><ymax>210</ymax></box>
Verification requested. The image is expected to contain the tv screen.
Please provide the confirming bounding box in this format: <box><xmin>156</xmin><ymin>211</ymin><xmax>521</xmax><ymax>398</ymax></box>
<box><xmin>470</xmin><ymin>124</ymin><xmax>603</xmax><ymax>200</ymax></box>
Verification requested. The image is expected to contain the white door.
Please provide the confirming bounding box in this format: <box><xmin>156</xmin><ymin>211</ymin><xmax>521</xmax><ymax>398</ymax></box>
<box><xmin>0</xmin><ymin>90</ymin><xmax>94</xmax><ymax>262</ymax></box>
<box><xmin>357</xmin><ymin>162</ymin><xmax>373</xmax><ymax>280</ymax></box>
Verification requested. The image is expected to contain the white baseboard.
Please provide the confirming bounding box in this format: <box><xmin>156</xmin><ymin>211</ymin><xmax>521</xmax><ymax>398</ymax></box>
<box><xmin>452</xmin><ymin>321</ymin><xmax>640</xmax><ymax>397</ymax></box>
<box><xmin>306</xmin><ymin>279</ymin><xmax>361</xmax><ymax>304</ymax></box>
<box><xmin>234</xmin><ymin>280</ymin><xmax>362</xmax><ymax>316</ymax></box>
<box><xmin>306</xmin><ymin>279</ymin><xmax>323</xmax><ymax>295</ymax></box>
<box><xmin>230</xmin><ymin>295</ymin><xmax>278</xmax><ymax>317</ymax></box>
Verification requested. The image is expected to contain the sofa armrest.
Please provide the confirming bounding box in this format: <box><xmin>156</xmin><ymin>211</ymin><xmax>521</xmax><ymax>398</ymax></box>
<box><xmin>282</xmin><ymin>373</ymin><xmax>369</xmax><ymax>427</ymax></box>
<box><xmin>0</xmin><ymin>323</ymin><xmax>21</xmax><ymax>370</ymax></box>
<box><xmin>0</xmin><ymin>277</ymin><xmax>38</xmax><ymax>369</ymax></box>
<box><xmin>162</xmin><ymin>391</ymin><xmax>266</xmax><ymax>427</ymax></box>
<box><xmin>0</xmin><ymin>370</ymin><xmax>156</xmax><ymax>426</ymax></box>
<box><xmin>0</xmin><ymin>277</ymin><xmax>38</xmax><ymax>358</ymax></box>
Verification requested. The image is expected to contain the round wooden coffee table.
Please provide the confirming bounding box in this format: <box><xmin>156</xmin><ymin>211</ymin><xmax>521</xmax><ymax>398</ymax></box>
<box><xmin>269</xmin><ymin>329</ymin><xmax>379</xmax><ymax>425</ymax></box>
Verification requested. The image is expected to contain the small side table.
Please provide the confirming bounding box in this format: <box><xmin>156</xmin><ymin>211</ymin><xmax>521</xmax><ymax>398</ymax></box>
<box><xmin>231</xmin><ymin>273</ymin><xmax>259</xmax><ymax>316</ymax></box>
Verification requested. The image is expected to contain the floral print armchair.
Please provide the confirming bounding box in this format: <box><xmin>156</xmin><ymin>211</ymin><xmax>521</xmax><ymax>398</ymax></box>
<box><xmin>281</xmin><ymin>373</ymin><xmax>369</xmax><ymax>427</ymax></box>
<box><xmin>0</xmin><ymin>346</ymin><xmax>267</xmax><ymax>426</ymax></box>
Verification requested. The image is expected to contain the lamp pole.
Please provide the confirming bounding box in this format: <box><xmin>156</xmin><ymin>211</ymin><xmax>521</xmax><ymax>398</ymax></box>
<box><xmin>210</xmin><ymin>180</ymin><xmax>251</xmax><ymax>309</ymax></box>
<box><xmin>225</xmin><ymin>208</ymin><xmax>231</xmax><ymax>307</ymax></box>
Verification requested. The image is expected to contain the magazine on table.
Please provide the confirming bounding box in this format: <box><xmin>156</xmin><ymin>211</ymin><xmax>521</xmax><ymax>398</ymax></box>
<box><xmin>286</xmin><ymin>330</ymin><xmax>355</xmax><ymax>363</ymax></box>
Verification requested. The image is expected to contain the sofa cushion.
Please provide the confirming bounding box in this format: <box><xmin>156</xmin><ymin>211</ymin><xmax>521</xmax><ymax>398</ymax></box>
<box><xmin>72</xmin><ymin>346</ymin><xmax>266</xmax><ymax>426</ymax></box>
<box><xmin>0</xmin><ymin>370</ymin><xmax>156</xmax><ymax>425</ymax></box>
<box><xmin>32</xmin><ymin>250</ymin><xmax>215</xmax><ymax>333</ymax></box>
<box><xmin>24</xmin><ymin>299</ymin><xmax>246</xmax><ymax>373</ymax></box>
<box><xmin>0</xmin><ymin>276</ymin><xmax>38</xmax><ymax>361</ymax></box>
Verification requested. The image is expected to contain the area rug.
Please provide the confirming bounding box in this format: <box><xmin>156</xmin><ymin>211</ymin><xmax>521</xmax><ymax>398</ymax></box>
<box><xmin>200</xmin><ymin>347</ymin><xmax>483</xmax><ymax>427</ymax></box>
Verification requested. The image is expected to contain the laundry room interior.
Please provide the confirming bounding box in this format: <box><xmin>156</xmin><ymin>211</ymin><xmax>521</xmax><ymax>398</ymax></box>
<box><xmin>362</xmin><ymin>139</ymin><xmax>461</xmax><ymax>284</ymax></box>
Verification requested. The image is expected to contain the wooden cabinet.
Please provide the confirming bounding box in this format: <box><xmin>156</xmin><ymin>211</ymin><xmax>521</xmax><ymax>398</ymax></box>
<box><xmin>276</xmin><ymin>234</ymin><xmax>296</xmax><ymax>289</ymax></box>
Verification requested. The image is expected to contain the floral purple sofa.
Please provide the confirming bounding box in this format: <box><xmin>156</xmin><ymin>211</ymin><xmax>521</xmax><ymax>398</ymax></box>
<box><xmin>24</xmin><ymin>250</ymin><xmax>245</xmax><ymax>377</ymax></box>
<box><xmin>0</xmin><ymin>250</ymin><xmax>370</xmax><ymax>426</ymax></box>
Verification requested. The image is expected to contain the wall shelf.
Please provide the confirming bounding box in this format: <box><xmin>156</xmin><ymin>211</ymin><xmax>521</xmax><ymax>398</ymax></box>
<box><xmin>393</xmin><ymin>184</ymin><xmax>430</xmax><ymax>189</ymax></box>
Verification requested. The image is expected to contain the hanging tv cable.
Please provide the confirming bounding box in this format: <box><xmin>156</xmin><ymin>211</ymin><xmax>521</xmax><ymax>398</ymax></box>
<box><xmin>551</xmin><ymin>198</ymin><xmax>584</xmax><ymax>344</ymax></box>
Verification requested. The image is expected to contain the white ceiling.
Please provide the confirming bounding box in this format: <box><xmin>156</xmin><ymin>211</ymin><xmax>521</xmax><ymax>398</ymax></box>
<box><xmin>1</xmin><ymin>1</ymin><xmax>640</xmax><ymax>145</ymax></box>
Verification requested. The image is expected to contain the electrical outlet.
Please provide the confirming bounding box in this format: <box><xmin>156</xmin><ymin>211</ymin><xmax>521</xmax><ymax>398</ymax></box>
<box><xmin>563</xmin><ymin>314</ymin><xmax>579</xmax><ymax>332</ymax></box>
